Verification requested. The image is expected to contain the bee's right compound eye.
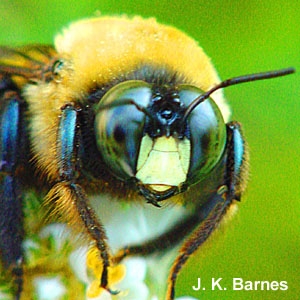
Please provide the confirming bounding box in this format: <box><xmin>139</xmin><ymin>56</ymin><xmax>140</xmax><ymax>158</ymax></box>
<box><xmin>94</xmin><ymin>81</ymin><xmax>152</xmax><ymax>181</ymax></box>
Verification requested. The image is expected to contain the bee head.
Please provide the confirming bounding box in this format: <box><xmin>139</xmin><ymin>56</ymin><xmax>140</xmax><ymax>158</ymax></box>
<box><xmin>94</xmin><ymin>80</ymin><xmax>225</xmax><ymax>201</ymax></box>
<box><xmin>94</xmin><ymin>68</ymin><xmax>295</xmax><ymax>203</ymax></box>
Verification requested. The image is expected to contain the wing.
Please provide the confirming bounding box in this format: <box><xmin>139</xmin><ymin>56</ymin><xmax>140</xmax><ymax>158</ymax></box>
<box><xmin>0</xmin><ymin>45</ymin><xmax>57</xmax><ymax>88</ymax></box>
<box><xmin>0</xmin><ymin>44</ymin><xmax>57</xmax><ymax>298</ymax></box>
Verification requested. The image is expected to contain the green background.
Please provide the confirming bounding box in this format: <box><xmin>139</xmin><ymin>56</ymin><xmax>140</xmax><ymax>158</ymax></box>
<box><xmin>0</xmin><ymin>0</ymin><xmax>299</xmax><ymax>299</ymax></box>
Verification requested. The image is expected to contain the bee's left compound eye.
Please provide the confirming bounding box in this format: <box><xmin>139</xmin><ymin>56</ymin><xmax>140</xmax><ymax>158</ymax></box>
<box><xmin>177</xmin><ymin>85</ymin><xmax>227</xmax><ymax>185</ymax></box>
<box><xmin>95</xmin><ymin>81</ymin><xmax>152</xmax><ymax>180</ymax></box>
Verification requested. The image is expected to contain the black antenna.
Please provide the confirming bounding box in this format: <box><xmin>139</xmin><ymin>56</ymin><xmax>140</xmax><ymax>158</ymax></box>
<box><xmin>182</xmin><ymin>67</ymin><xmax>295</xmax><ymax>124</ymax></box>
<box><xmin>97</xmin><ymin>98</ymin><xmax>154</xmax><ymax>120</ymax></box>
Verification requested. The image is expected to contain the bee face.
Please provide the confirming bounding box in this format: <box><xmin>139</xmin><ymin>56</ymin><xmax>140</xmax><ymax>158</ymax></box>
<box><xmin>0</xmin><ymin>15</ymin><xmax>294</xmax><ymax>300</ymax></box>
<box><xmin>94</xmin><ymin>80</ymin><xmax>227</xmax><ymax>199</ymax></box>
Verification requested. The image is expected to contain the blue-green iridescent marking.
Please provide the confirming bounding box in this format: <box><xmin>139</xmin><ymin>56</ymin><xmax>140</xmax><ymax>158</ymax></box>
<box><xmin>233</xmin><ymin>127</ymin><xmax>244</xmax><ymax>176</ymax></box>
<box><xmin>59</xmin><ymin>106</ymin><xmax>77</xmax><ymax>180</ymax></box>
<box><xmin>0</xmin><ymin>99</ymin><xmax>19</xmax><ymax>171</ymax></box>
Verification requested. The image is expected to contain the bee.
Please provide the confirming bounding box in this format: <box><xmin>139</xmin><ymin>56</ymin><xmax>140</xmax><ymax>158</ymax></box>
<box><xmin>0</xmin><ymin>16</ymin><xmax>295</xmax><ymax>300</ymax></box>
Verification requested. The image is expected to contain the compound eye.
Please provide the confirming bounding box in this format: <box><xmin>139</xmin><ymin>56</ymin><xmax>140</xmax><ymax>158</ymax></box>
<box><xmin>178</xmin><ymin>86</ymin><xmax>227</xmax><ymax>184</ymax></box>
<box><xmin>95</xmin><ymin>81</ymin><xmax>152</xmax><ymax>180</ymax></box>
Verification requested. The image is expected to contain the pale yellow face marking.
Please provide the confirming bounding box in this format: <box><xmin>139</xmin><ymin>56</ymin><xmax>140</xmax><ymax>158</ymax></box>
<box><xmin>136</xmin><ymin>136</ymin><xmax>191</xmax><ymax>191</ymax></box>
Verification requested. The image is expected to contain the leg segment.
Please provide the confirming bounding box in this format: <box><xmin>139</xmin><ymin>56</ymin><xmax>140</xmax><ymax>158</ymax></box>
<box><xmin>166</xmin><ymin>121</ymin><xmax>248</xmax><ymax>299</ymax></box>
<box><xmin>46</xmin><ymin>104</ymin><xmax>112</xmax><ymax>291</ymax></box>
<box><xmin>0</xmin><ymin>78</ymin><xmax>26</xmax><ymax>300</ymax></box>
<box><xmin>113</xmin><ymin>213</ymin><xmax>201</xmax><ymax>263</ymax></box>
<box><xmin>225</xmin><ymin>121</ymin><xmax>248</xmax><ymax>200</ymax></box>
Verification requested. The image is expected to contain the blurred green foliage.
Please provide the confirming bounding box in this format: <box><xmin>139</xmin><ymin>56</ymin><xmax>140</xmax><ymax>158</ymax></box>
<box><xmin>0</xmin><ymin>0</ymin><xmax>299</xmax><ymax>299</ymax></box>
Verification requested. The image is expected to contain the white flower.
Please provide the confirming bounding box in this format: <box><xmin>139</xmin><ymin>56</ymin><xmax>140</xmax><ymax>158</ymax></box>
<box><xmin>33</xmin><ymin>276</ymin><xmax>66</xmax><ymax>300</ymax></box>
<box><xmin>69</xmin><ymin>194</ymin><xmax>195</xmax><ymax>300</ymax></box>
<box><xmin>10</xmin><ymin>194</ymin><xmax>198</xmax><ymax>300</ymax></box>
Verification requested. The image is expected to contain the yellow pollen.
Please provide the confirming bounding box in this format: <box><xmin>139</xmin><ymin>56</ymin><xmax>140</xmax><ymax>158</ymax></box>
<box><xmin>86</xmin><ymin>247</ymin><xmax>126</xmax><ymax>298</ymax></box>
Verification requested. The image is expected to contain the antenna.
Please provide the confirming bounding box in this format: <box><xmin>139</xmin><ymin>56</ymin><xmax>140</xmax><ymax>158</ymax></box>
<box><xmin>182</xmin><ymin>67</ymin><xmax>295</xmax><ymax>124</ymax></box>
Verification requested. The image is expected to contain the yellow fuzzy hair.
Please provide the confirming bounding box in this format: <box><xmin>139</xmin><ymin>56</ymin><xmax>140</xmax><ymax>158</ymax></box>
<box><xmin>25</xmin><ymin>16</ymin><xmax>230</xmax><ymax>181</ymax></box>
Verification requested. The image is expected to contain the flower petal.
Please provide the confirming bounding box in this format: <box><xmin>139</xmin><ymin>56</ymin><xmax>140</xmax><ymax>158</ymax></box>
<box><xmin>118</xmin><ymin>257</ymin><xmax>147</xmax><ymax>285</ymax></box>
<box><xmin>33</xmin><ymin>276</ymin><xmax>66</xmax><ymax>300</ymax></box>
<box><xmin>69</xmin><ymin>246</ymin><xmax>90</xmax><ymax>284</ymax></box>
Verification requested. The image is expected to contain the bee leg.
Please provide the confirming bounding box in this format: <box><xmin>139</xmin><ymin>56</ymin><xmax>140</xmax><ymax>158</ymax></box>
<box><xmin>113</xmin><ymin>212</ymin><xmax>202</xmax><ymax>264</ymax></box>
<box><xmin>224</xmin><ymin>121</ymin><xmax>248</xmax><ymax>201</ymax></box>
<box><xmin>0</xmin><ymin>83</ymin><xmax>26</xmax><ymax>299</ymax></box>
<box><xmin>165</xmin><ymin>121</ymin><xmax>247</xmax><ymax>300</ymax></box>
<box><xmin>47</xmin><ymin>104</ymin><xmax>112</xmax><ymax>292</ymax></box>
